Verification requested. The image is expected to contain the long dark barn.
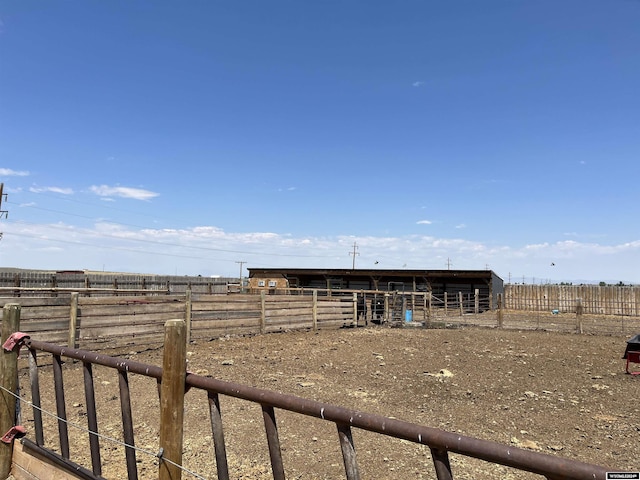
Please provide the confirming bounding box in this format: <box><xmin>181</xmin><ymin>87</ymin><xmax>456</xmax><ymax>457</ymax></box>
<box><xmin>247</xmin><ymin>268</ymin><xmax>504</xmax><ymax>310</ymax></box>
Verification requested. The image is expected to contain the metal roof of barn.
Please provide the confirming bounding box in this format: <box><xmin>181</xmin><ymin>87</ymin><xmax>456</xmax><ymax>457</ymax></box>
<box><xmin>248</xmin><ymin>268</ymin><xmax>502</xmax><ymax>281</ymax></box>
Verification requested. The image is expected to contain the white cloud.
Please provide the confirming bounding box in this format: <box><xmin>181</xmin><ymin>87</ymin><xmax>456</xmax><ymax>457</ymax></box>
<box><xmin>416</xmin><ymin>220</ymin><xmax>432</xmax><ymax>225</ymax></box>
<box><xmin>412</xmin><ymin>81</ymin><xmax>425</xmax><ymax>87</ymax></box>
<box><xmin>89</xmin><ymin>185</ymin><xmax>159</xmax><ymax>201</ymax></box>
<box><xmin>3</xmin><ymin>220</ymin><xmax>640</xmax><ymax>283</ymax></box>
<box><xmin>29</xmin><ymin>186</ymin><xmax>74</xmax><ymax>195</ymax></box>
<box><xmin>0</xmin><ymin>168</ymin><xmax>30</xmax><ymax>176</ymax></box>
<box><xmin>455</xmin><ymin>224</ymin><xmax>466</xmax><ymax>229</ymax></box>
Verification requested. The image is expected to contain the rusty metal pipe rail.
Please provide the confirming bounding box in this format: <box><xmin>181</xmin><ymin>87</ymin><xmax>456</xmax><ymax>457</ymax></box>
<box><xmin>27</xmin><ymin>339</ymin><xmax>164</xmax><ymax>379</ymax></box>
<box><xmin>184</xmin><ymin>374</ymin><xmax>609</xmax><ymax>480</ymax></box>
<box><xmin>25</xmin><ymin>339</ymin><xmax>612</xmax><ymax>480</ymax></box>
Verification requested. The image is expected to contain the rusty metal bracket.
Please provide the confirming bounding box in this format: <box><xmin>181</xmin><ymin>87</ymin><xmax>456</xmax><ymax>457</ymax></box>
<box><xmin>1</xmin><ymin>425</ymin><xmax>26</xmax><ymax>444</ymax></box>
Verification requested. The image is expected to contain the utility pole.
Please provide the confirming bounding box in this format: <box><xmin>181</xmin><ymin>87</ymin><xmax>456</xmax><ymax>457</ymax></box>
<box><xmin>349</xmin><ymin>242</ymin><xmax>359</xmax><ymax>270</ymax></box>
<box><xmin>446</xmin><ymin>258</ymin><xmax>453</xmax><ymax>270</ymax></box>
<box><xmin>235</xmin><ymin>261</ymin><xmax>246</xmax><ymax>293</ymax></box>
<box><xmin>0</xmin><ymin>183</ymin><xmax>7</xmax><ymax>241</ymax></box>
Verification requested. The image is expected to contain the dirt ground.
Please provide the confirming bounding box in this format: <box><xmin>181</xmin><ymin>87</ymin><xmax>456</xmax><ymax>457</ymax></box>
<box><xmin>13</xmin><ymin>325</ymin><xmax>640</xmax><ymax>479</ymax></box>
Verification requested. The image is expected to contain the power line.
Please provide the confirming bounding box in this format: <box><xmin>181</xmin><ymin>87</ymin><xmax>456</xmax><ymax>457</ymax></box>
<box><xmin>17</xmin><ymin>188</ymin><xmax>161</xmax><ymax>220</ymax></box>
<box><xmin>4</xmin><ymin>220</ymin><xmax>334</xmax><ymax>259</ymax></box>
<box><xmin>0</xmin><ymin>384</ymin><xmax>206</xmax><ymax>480</ymax></box>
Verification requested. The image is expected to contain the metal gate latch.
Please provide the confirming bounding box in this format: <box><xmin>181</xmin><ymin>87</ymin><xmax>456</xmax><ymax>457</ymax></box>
<box><xmin>2</xmin><ymin>332</ymin><xmax>30</xmax><ymax>354</ymax></box>
<box><xmin>1</xmin><ymin>425</ymin><xmax>26</xmax><ymax>444</ymax></box>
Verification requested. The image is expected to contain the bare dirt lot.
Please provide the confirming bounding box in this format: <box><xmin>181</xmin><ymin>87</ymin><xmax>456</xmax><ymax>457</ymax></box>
<box><xmin>15</xmin><ymin>325</ymin><xmax>640</xmax><ymax>479</ymax></box>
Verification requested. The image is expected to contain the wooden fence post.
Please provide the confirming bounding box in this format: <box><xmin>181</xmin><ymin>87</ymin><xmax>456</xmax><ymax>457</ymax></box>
<box><xmin>159</xmin><ymin>319</ymin><xmax>187</xmax><ymax>480</ymax></box>
<box><xmin>459</xmin><ymin>292</ymin><xmax>463</xmax><ymax>317</ymax></box>
<box><xmin>352</xmin><ymin>292</ymin><xmax>358</xmax><ymax>326</ymax></box>
<box><xmin>497</xmin><ymin>294</ymin><xmax>504</xmax><ymax>328</ymax></box>
<box><xmin>260</xmin><ymin>291</ymin><xmax>267</xmax><ymax>334</ymax></box>
<box><xmin>411</xmin><ymin>293</ymin><xmax>416</xmax><ymax>319</ymax></box>
<box><xmin>444</xmin><ymin>292</ymin><xmax>448</xmax><ymax>317</ymax></box>
<box><xmin>312</xmin><ymin>290</ymin><xmax>318</xmax><ymax>331</ymax></box>
<box><xmin>13</xmin><ymin>275</ymin><xmax>20</xmax><ymax>298</ymax></box>
<box><xmin>51</xmin><ymin>274</ymin><xmax>57</xmax><ymax>298</ymax></box>
<box><xmin>185</xmin><ymin>287</ymin><xmax>192</xmax><ymax>345</ymax></box>
<box><xmin>0</xmin><ymin>303</ymin><xmax>21</xmax><ymax>479</ymax></box>
<box><xmin>576</xmin><ymin>298</ymin><xmax>584</xmax><ymax>334</ymax></box>
<box><xmin>69</xmin><ymin>292</ymin><xmax>79</xmax><ymax>348</ymax></box>
<box><xmin>474</xmin><ymin>289</ymin><xmax>479</xmax><ymax>314</ymax></box>
<box><xmin>383</xmin><ymin>293</ymin><xmax>389</xmax><ymax>323</ymax></box>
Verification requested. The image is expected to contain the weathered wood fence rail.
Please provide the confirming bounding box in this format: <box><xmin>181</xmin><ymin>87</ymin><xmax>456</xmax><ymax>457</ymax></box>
<box><xmin>0</xmin><ymin>271</ymin><xmax>235</xmax><ymax>295</ymax></box>
<box><xmin>3</xmin><ymin>271</ymin><xmax>639</xmax><ymax>316</ymax></box>
<box><xmin>0</xmin><ymin>292</ymin><xmax>355</xmax><ymax>350</ymax></box>
<box><xmin>3</xmin><ymin>279</ymin><xmax>640</xmax><ymax>351</ymax></box>
<box><xmin>504</xmin><ymin>284</ymin><xmax>640</xmax><ymax>315</ymax></box>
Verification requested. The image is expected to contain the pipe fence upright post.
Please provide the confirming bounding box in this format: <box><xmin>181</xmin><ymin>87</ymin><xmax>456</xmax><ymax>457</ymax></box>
<box><xmin>312</xmin><ymin>290</ymin><xmax>318</xmax><ymax>331</ymax></box>
<box><xmin>69</xmin><ymin>292</ymin><xmax>79</xmax><ymax>348</ymax></box>
<box><xmin>159</xmin><ymin>319</ymin><xmax>187</xmax><ymax>480</ymax></box>
<box><xmin>497</xmin><ymin>293</ymin><xmax>504</xmax><ymax>328</ymax></box>
<box><xmin>260</xmin><ymin>290</ymin><xmax>266</xmax><ymax>335</ymax></box>
<box><xmin>0</xmin><ymin>303</ymin><xmax>21</xmax><ymax>479</ymax></box>
<box><xmin>185</xmin><ymin>287</ymin><xmax>192</xmax><ymax>345</ymax></box>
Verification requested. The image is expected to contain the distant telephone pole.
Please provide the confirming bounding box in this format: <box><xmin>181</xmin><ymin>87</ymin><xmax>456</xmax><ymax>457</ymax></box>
<box><xmin>0</xmin><ymin>183</ymin><xmax>7</xmax><ymax>240</ymax></box>
<box><xmin>446</xmin><ymin>258</ymin><xmax>453</xmax><ymax>270</ymax></box>
<box><xmin>349</xmin><ymin>242</ymin><xmax>359</xmax><ymax>270</ymax></box>
<box><xmin>235</xmin><ymin>261</ymin><xmax>246</xmax><ymax>292</ymax></box>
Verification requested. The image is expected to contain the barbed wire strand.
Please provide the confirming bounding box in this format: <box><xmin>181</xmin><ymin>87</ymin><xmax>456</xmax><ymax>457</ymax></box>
<box><xmin>0</xmin><ymin>384</ymin><xmax>208</xmax><ymax>480</ymax></box>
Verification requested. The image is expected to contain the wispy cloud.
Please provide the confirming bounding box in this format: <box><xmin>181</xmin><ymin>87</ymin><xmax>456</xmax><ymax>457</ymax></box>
<box><xmin>412</xmin><ymin>81</ymin><xmax>425</xmax><ymax>87</ymax></box>
<box><xmin>30</xmin><ymin>186</ymin><xmax>74</xmax><ymax>195</ymax></box>
<box><xmin>416</xmin><ymin>220</ymin><xmax>432</xmax><ymax>225</ymax></box>
<box><xmin>455</xmin><ymin>224</ymin><xmax>466</xmax><ymax>229</ymax></box>
<box><xmin>89</xmin><ymin>185</ymin><xmax>159</xmax><ymax>201</ymax></box>
<box><xmin>3</xmin><ymin>220</ymin><xmax>640</xmax><ymax>282</ymax></box>
<box><xmin>0</xmin><ymin>168</ymin><xmax>30</xmax><ymax>176</ymax></box>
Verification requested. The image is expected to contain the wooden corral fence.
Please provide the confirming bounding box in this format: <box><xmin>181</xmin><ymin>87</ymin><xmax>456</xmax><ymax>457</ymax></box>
<box><xmin>3</xmin><ymin>286</ymin><xmax>640</xmax><ymax>353</ymax></box>
<box><xmin>4</xmin><ymin>271</ymin><xmax>640</xmax><ymax>317</ymax></box>
<box><xmin>0</xmin><ymin>292</ymin><xmax>355</xmax><ymax>351</ymax></box>
<box><xmin>0</xmin><ymin>310</ymin><xmax>613</xmax><ymax>480</ymax></box>
<box><xmin>504</xmin><ymin>284</ymin><xmax>640</xmax><ymax>316</ymax></box>
<box><xmin>0</xmin><ymin>271</ymin><xmax>236</xmax><ymax>296</ymax></box>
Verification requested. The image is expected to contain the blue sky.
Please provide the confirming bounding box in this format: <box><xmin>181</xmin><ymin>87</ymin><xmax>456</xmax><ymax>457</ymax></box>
<box><xmin>1</xmin><ymin>0</ymin><xmax>639</xmax><ymax>283</ymax></box>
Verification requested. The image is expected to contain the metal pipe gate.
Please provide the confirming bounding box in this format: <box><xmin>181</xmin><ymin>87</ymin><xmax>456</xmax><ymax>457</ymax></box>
<box><xmin>14</xmin><ymin>336</ymin><xmax>611</xmax><ymax>480</ymax></box>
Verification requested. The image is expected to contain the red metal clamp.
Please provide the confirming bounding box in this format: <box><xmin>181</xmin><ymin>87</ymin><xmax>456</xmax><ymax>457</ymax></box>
<box><xmin>1</xmin><ymin>425</ymin><xmax>26</xmax><ymax>444</ymax></box>
<box><xmin>2</xmin><ymin>332</ymin><xmax>30</xmax><ymax>354</ymax></box>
